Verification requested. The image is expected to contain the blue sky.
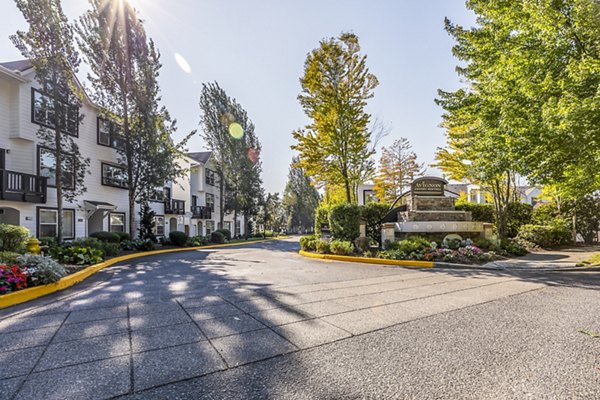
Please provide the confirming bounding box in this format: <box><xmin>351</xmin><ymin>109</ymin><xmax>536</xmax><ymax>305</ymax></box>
<box><xmin>0</xmin><ymin>0</ymin><xmax>476</xmax><ymax>193</ymax></box>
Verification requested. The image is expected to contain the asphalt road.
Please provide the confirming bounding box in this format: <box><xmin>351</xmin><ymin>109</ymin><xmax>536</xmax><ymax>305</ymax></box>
<box><xmin>1</xmin><ymin>238</ymin><xmax>599</xmax><ymax>399</ymax></box>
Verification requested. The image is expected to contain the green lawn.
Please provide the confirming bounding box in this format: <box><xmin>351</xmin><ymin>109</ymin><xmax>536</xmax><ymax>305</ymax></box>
<box><xmin>577</xmin><ymin>253</ymin><xmax>600</xmax><ymax>267</ymax></box>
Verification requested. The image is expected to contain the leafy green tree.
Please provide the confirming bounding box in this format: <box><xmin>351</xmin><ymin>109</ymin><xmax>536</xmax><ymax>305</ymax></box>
<box><xmin>437</xmin><ymin>0</ymin><xmax>600</xmax><ymax>238</ymax></box>
<box><xmin>12</xmin><ymin>0</ymin><xmax>90</xmax><ymax>243</ymax></box>
<box><xmin>77</xmin><ymin>0</ymin><xmax>188</xmax><ymax>236</ymax></box>
<box><xmin>282</xmin><ymin>157</ymin><xmax>320</xmax><ymax>233</ymax></box>
<box><xmin>138</xmin><ymin>202</ymin><xmax>156</xmax><ymax>241</ymax></box>
<box><xmin>373</xmin><ymin>138</ymin><xmax>425</xmax><ymax>204</ymax></box>
<box><xmin>292</xmin><ymin>32</ymin><xmax>378</xmax><ymax>203</ymax></box>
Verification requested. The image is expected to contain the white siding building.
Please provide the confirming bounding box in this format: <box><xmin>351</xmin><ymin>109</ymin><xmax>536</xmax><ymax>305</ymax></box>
<box><xmin>0</xmin><ymin>60</ymin><xmax>244</xmax><ymax>240</ymax></box>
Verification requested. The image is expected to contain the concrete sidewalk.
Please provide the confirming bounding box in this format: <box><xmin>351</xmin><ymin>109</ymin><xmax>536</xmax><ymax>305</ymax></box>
<box><xmin>485</xmin><ymin>246</ymin><xmax>600</xmax><ymax>270</ymax></box>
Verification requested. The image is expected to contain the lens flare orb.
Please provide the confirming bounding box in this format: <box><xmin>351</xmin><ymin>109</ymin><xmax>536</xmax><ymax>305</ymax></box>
<box><xmin>229</xmin><ymin>123</ymin><xmax>244</xmax><ymax>139</ymax></box>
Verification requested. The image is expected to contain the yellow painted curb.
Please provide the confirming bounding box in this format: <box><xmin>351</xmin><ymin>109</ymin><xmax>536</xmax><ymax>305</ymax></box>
<box><xmin>298</xmin><ymin>250</ymin><xmax>434</xmax><ymax>268</ymax></box>
<box><xmin>0</xmin><ymin>237</ymin><xmax>285</xmax><ymax>310</ymax></box>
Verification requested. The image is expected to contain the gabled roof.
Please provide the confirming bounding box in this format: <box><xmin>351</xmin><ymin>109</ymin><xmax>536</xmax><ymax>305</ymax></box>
<box><xmin>0</xmin><ymin>59</ymin><xmax>33</xmax><ymax>72</ymax></box>
<box><xmin>187</xmin><ymin>151</ymin><xmax>212</xmax><ymax>164</ymax></box>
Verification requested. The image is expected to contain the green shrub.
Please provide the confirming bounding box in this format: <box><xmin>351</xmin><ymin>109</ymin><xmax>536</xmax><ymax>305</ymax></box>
<box><xmin>315</xmin><ymin>240</ymin><xmax>330</xmax><ymax>254</ymax></box>
<box><xmin>50</xmin><ymin>246</ymin><xmax>104</xmax><ymax>265</ymax></box>
<box><xmin>188</xmin><ymin>236</ymin><xmax>209</xmax><ymax>246</ymax></box>
<box><xmin>471</xmin><ymin>237</ymin><xmax>493</xmax><ymax>250</ymax></box>
<box><xmin>210</xmin><ymin>231</ymin><xmax>226</xmax><ymax>244</ymax></box>
<box><xmin>17</xmin><ymin>254</ymin><xmax>66</xmax><ymax>285</ymax></box>
<box><xmin>0</xmin><ymin>224</ymin><xmax>29</xmax><ymax>253</ymax></box>
<box><xmin>360</xmin><ymin>203</ymin><xmax>390</xmax><ymax>246</ymax></box>
<box><xmin>215</xmin><ymin>229</ymin><xmax>231</xmax><ymax>241</ymax></box>
<box><xmin>490</xmin><ymin>238</ymin><xmax>529</xmax><ymax>256</ymax></box>
<box><xmin>0</xmin><ymin>251</ymin><xmax>21</xmax><ymax>265</ymax></box>
<box><xmin>89</xmin><ymin>231</ymin><xmax>120</xmax><ymax>243</ymax></box>
<box><xmin>314</xmin><ymin>205</ymin><xmax>331</xmax><ymax>233</ymax></box>
<box><xmin>39</xmin><ymin>237</ymin><xmax>57</xmax><ymax>248</ymax></box>
<box><xmin>455</xmin><ymin>202</ymin><xmax>494</xmax><ymax>223</ymax></box>
<box><xmin>136</xmin><ymin>239</ymin><xmax>155</xmax><ymax>251</ymax></box>
<box><xmin>101</xmin><ymin>242</ymin><xmax>120</xmax><ymax>257</ymax></box>
<box><xmin>114</xmin><ymin>232</ymin><xmax>131</xmax><ymax>242</ymax></box>
<box><xmin>531</xmin><ymin>202</ymin><xmax>560</xmax><ymax>225</ymax></box>
<box><xmin>506</xmin><ymin>202</ymin><xmax>533</xmax><ymax>238</ymax></box>
<box><xmin>169</xmin><ymin>231</ymin><xmax>189</xmax><ymax>247</ymax></box>
<box><xmin>516</xmin><ymin>222</ymin><xmax>572</xmax><ymax>248</ymax></box>
<box><xmin>299</xmin><ymin>235</ymin><xmax>318</xmax><ymax>251</ymax></box>
<box><xmin>330</xmin><ymin>240</ymin><xmax>354</xmax><ymax>256</ymax></box>
<box><xmin>328</xmin><ymin>204</ymin><xmax>361</xmax><ymax>242</ymax></box>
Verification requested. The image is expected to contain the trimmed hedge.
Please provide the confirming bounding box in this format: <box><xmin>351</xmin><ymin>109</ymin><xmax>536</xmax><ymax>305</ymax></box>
<box><xmin>169</xmin><ymin>231</ymin><xmax>189</xmax><ymax>247</ymax></box>
<box><xmin>299</xmin><ymin>235</ymin><xmax>318</xmax><ymax>251</ymax></box>
<box><xmin>360</xmin><ymin>202</ymin><xmax>390</xmax><ymax>246</ymax></box>
<box><xmin>89</xmin><ymin>231</ymin><xmax>120</xmax><ymax>243</ymax></box>
<box><xmin>516</xmin><ymin>223</ymin><xmax>572</xmax><ymax>248</ymax></box>
<box><xmin>314</xmin><ymin>205</ymin><xmax>331</xmax><ymax>233</ymax></box>
<box><xmin>330</xmin><ymin>240</ymin><xmax>355</xmax><ymax>256</ymax></box>
<box><xmin>210</xmin><ymin>231</ymin><xmax>226</xmax><ymax>244</ymax></box>
<box><xmin>328</xmin><ymin>204</ymin><xmax>361</xmax><ymax>242</ymax></box>
<box><xmin>215</xmin><ymin>229</ymin><xmax>231</xmax><ymax>241</ymax></box>
<box><xmin>455</xmin><ymin>202</ymin><xmax>494</xmax><ymax>223</ymax></box>
<box><xmin>315</xmin><ymin>240</ymin><xmax>330</xmax><ymax>254</ymax></box>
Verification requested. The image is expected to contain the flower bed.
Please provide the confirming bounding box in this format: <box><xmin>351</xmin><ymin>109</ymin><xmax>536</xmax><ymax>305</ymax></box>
<box><xmin>300</xmin><ymin>235</ymin><xmax>505</xmax><ymax>265</ymax></box>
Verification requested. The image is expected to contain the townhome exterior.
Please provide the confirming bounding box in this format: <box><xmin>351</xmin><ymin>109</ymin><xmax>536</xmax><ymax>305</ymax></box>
<box><xmin>0</xmin><ymin>60</ymin><xmax>244</xmax><ymax>239</ymax></box>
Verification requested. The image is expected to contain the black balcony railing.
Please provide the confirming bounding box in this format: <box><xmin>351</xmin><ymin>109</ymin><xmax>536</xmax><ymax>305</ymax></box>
<box><xmin>191</xmin><ymin>205</ymin><xmax>211</xmax><ymax>219</ymax></box>
<box><xmin>165</xmin><ymin>199</ymin><xmax>186</xmax><ymax>215</ymax></box>
<box><xmin>0</xmin><ymin>170</ymin><xmax>47</xmax><ymax>203</ymax></box>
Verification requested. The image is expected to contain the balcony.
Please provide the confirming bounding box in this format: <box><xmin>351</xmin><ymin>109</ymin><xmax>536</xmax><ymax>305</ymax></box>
<box><xmin>0</xmin><ymin>170</ymin><xmax>47</xmax><ymax>203</ymax></box>
<box><xmin>165</xmin><ymin>199</ymin><xmax>186</xmax><ymax>215</ymax></box>
<box><xmin>191</xmin><ymin>205</ymin><xmax>211</xmax><ymax>219</ymax></box>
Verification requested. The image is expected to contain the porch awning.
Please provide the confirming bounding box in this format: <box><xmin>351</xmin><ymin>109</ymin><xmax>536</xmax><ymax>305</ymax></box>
<box><xmin>84</xmin><ymin>200</ymin><xmax>117</xmax><ymax>217</ymax></box>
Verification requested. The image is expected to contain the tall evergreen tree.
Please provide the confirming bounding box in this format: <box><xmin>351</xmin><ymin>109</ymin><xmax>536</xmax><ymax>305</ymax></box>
<box><xmin>11</xmin><ymin>0</ymin><xmax>90</xmax><ymax>243</ymax></box>
<box><xmin>292</xmin><ymin>32</ymin><xmax>378</xmax><ymax>203</ymax></box>
<box><xmin>282</xmin><ymin>157</ymin><xmax>320</xmax><ymax>233</ymax></box>
<box><xmin>77</xmin><ymin>0</ymin><xmax>188</xmax><ymax>236</ymax></box>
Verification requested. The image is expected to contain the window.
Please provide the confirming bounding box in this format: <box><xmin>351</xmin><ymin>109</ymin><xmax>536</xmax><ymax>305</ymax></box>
<box><xmin>206</xmin><ymin>220</ymin><xmax>215</xmax><ymax>236</ymax></box>
<box><xmin>38</xmin><ymin>208</ymin><xmax>75</xmax><ymax>239</ymax></box>
<box><xmin>206</xmin><ymin>193</ymin><xmax>215</xmax><ymax>212</ymax></box>
<box><xmin>97</xmin><ymin>118</ymin><xmax>125</xmax><ymax>149</ymax></box>
<box><xmin>153</xmin><ymin>215</ymin><xmax>165</xmax><ymax>236</ymax></box>
<box><xmin>38</xmin><ymin>146</ymin><xmax>75</xmax><ymax>189</ymax></box>
<box><xmin>235</xmin><ymin>220</ymin><xmax>241</xmax><ymax>236</ymax></box>
<box><xmin>32</xmin><ymin>88</ymin><xmax>79</xmax><ymax>136</ymax></box>
<box><xmin>109</xmin><ymin>213</ymin><xmax>125</xmax><ymax>233</ymax></box>
<box><xmin>164</xmin><ymin>187</ymin><xmax>171</xmax><ymax>201</ymax></box>
<box><xmin>224</xmin><ymin>221</ymin><xmax>232</xmax><ymax>232</ymax></box>
<box><xmin>101</xmin><ymin>163</ymin><xmax>127</xmax><ymax>189</ymax></box>
<box><xmin>197</xmin><ymin>221</ymin><xmax>203</xmax><ymax>236</ymax></box>
<box><xmin>205</xmin><ymin>169</ymin><xmax>216</xmax><ymax>186</ymax></box>
<box><xmin>192</xmin><ymin>195</ymin><xmax>198</xmax><ymax>208</ymax></box>
<box><xmin>149</xmin><ymin>187</ymin><xmax>166</xmax><ymax>202</ymax></box>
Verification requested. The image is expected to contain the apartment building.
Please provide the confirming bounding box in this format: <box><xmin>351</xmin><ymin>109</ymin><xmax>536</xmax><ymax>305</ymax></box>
<box><xmin>0</xmin><ymin>60</ymin><xmax>243</xmax><ymax>240</ymax></box>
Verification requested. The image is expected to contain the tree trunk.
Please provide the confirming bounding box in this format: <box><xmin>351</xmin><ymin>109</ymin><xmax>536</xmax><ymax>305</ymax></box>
<box><xmin>55</xmin><ymin>126</ymin><xmax>63</xmax><ymax>244</ymax></box>
<box><xmin>218</xmin><ymin>172</ymin><xmax>224</xmax><ymax>229</ymax></box>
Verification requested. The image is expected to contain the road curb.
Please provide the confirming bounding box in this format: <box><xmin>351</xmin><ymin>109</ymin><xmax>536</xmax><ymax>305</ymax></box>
<box><xmin>0</xmin><ymin>237</ymin><xmax>284</xmax><ymax>310</ymax></box>
<box><xmin>298</xmin><ymin>250</ymin><xmax>434</xmax><ymax>268</ymax></box>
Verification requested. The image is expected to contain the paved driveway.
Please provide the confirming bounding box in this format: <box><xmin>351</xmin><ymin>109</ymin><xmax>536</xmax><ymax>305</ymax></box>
<box><xmin>1</xmin><ymin>238</ymin><xmax>599</xmax><ymax>399</ymax></box>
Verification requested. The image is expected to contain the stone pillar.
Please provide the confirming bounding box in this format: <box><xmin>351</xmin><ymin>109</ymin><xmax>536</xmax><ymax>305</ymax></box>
<box><xmin>359</xmin><ymin>223</ymin><xmax>367</xmax><ymax>238</ymax></box>
<box><xmin>482</xmin><ymin>223</ymin><xmax>494</xmax><ymax>239</ymax></box>
<box><xmin>381</xmin><ymin>223</ymin><xmax>396</xmax><ymax>248</ymax></box>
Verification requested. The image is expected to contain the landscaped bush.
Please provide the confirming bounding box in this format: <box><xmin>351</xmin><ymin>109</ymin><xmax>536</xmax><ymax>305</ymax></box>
<box><xmin>39</xmin><ymin>237</ymin><xmax>57</xmax><ymax>248</ymax></box>
<box><xmin>314</xmin><ymin>205</ymin><xmax>331</xmax><ymax>233</ymax></box>
<box><xmin>360</xmin><ymin>202</ymin><xmax>390</xmax><ymax>246</ymax></box>
<box><xmin>114</xmin><ymin>232</ymin><xmax>131</xmax><ymax>242</ymax></box>
<box><xmin>315</xmin><ymin>240</ymin><xmax>330</xmax><ymax>254</ymax></box>
<box><xmin>0</xmin><ymin>224</ymin><xmax>29</xmax><ymax>253</ymax></box>
<box><xmin>89</xmin><ymin>231</ymin><xmax>120</xmax><ymax>243</ymax></box>
<box><xmin>0</xmin><ymin>265</ymin><xmax>28</xmax><ymax>294</ymax></box>
<box><xmin>491</xmin><ymin>238</ymin><xmax>529</xmax><ymax>256</ymax></box>
<box><xmin>188</xmin><ymin>236</ymin><xmax>209</xmax><ymax>246</ymax></box>
<box><xmin>215</xmin><ymin>229</ymin><xmax>231</xmax><ymax>241</ymax></box>
<box><xmin>330</xmin><ymin>240</ymin><xmax>355</xmax><ymax>256</ymax></box>
<box><xmin>17</xmin><ymin>254</ymin><xmax>66</xmax><ymax>285</ymax></box>
<box><xmin>299</xmin><ymin>235</ymin><xmax>318</xmax><ymax>251</ymax></box>
<box><xmin>328</xmin><ymin>204</ymin><xmax>361</xmax><ymax>242</ymax></box>
<box><xmin>121</xmin><ymin>239</ymin><xmax>155</xmax><ymax>251</ymax></box>
<box><xmin>169</xmin><ymin>231</ymin><xmax>189</xmax><ymax>247</ymax></box>
<box><xmin>70</xmin><ymin>237</ymin><xmax>119</xmax><ymax>257</ymax></box>
<box><xmin>0</xmin><ymin>251</ymin><xmax>21</xmax><ymax>265</ymax></box>
<box><xmin>506</xmin><ymin>202</ymin><xmax>533</xmax><ymax>238</ymax></box>
<box><xmin>516</xmin><ymin>222</ymin><xmax>572</xmax><ymax>248</ymax></box>
<box><xmin>455</xmin><ymin>202</ymin><xmax>495</xmax><ymax>223</ymax></box>
<box><xmin>50</xmin><ymin>246</ymin><xmax>104</xmax><ymax>265</ymax></box>
<box><xmin>210</xmin><ymin>231</ymin><xmax>226</xmax><ymax>244</ymax></box>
